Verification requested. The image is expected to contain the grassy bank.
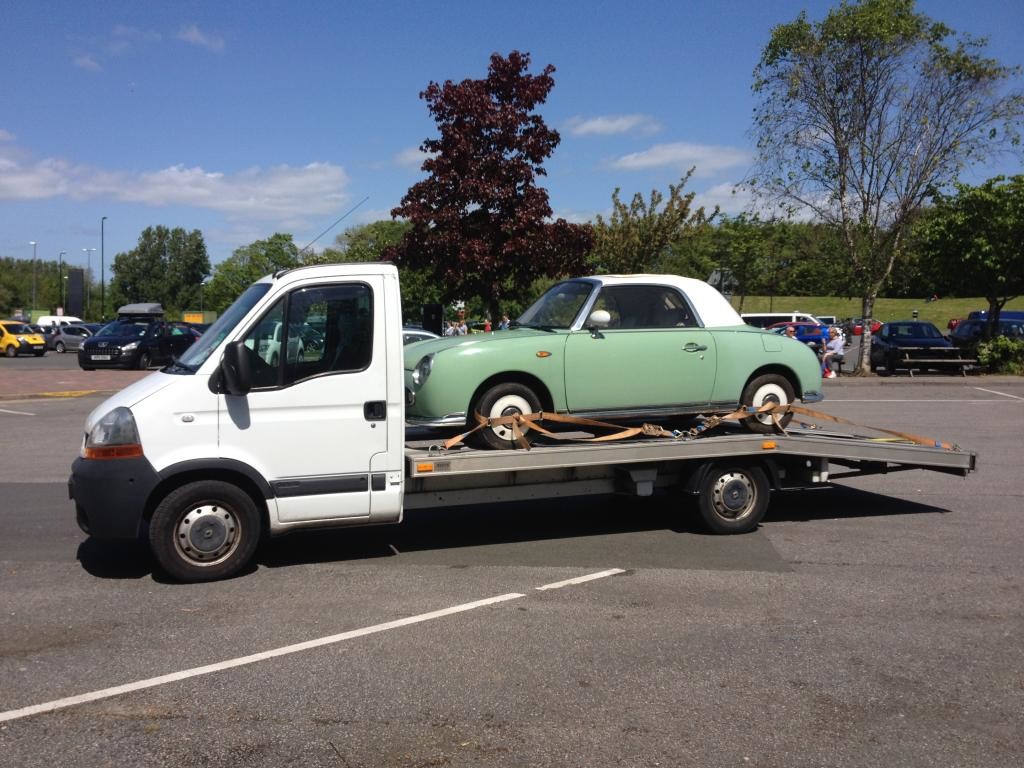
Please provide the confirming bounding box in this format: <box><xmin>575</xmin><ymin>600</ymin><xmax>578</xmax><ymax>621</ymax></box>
<box><xmin>728</xmin><ymin>296</ymin><xmax>1024</xmax><ymax>327</ymax></box>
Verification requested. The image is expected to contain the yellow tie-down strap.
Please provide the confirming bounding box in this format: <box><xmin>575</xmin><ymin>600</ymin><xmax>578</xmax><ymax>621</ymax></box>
<box><xmin>441</xmin><ymin>402</ymin><xmax>960</xmax><ymax>453</ymax></box>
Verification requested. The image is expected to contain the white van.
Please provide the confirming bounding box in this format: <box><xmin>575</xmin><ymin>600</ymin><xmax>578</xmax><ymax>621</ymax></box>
<box><xmin>740</xmin><ymin>312</ymin><xmax>822</xmax><ymax>329</ymax></box>
<box><xmin>36</xmin><ymin>315</ymin><xmax>84</xmax><ymax>329</ymax></box>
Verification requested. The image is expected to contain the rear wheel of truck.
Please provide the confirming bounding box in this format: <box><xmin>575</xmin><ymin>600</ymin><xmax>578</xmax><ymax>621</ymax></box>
<box><xmin>149</xmin><ymin>480</ymin><xmax>262</xmax><ymax>582</ymax></box>
<box><xmin>695</xmin><ymin>463</ymin><xmax>769</xmax><ymax>534</ymax></box>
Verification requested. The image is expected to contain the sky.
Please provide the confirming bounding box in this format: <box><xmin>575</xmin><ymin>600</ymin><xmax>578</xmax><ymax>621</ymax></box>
<box><xmin>2</xmin><ymin>0</ymin><xmax>1022</xmax><ymax>280</ymax></box>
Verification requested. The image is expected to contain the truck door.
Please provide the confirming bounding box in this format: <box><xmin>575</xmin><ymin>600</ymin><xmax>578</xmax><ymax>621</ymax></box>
<box><xmin>219</xmin><ymin>278</ymin><xmax>388</xmax><ymax>523</ymax></box>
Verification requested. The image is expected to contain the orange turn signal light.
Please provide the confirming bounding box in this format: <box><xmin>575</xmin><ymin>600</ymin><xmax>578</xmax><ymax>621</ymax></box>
<box><xmin>84</xmin><ymin>444</ymin><xmax>144</xmax><ymax>460</ymax></box>
<box><xmin>761</xmin><ymin>440</ymin><xmax>777</xmax><ymax>450</ymax></box>
<box><xmin>536</xmin><ymin>351</ymin><xmax>552</xmax><ymax>358</ymax></box>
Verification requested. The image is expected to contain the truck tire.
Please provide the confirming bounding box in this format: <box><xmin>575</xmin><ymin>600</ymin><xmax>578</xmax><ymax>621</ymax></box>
<box><xmin>740</xmin><ymin>374</ymin><xmax>794</xmax><ymax>433</ymax></box>
<box><xmin>696</xmin><ymin>463</ymin><xmax>769</xmax><ymax>534</ymax></box>
<box><xmin>471</xmin><ymin>382</ymin><xmax>542</xmax><ymax>450</ymax></box>
<box><xmin>149</xmin><ymin>480</ymin><xmax>262</xmax><ymax>582</ymax></box>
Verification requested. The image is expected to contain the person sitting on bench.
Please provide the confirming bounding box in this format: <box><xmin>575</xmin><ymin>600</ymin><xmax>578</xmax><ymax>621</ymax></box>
<box><xmin>821</xmin><ymin>327</ymin><xmax>845</xmax><ymax>378</ymax></box>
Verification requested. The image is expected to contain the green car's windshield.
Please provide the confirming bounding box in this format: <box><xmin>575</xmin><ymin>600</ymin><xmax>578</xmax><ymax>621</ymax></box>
<box><xmin>175</xmin><ymin>283</ymin><xmax>272</xmax><ymax>371</ymax></box>
<box><xmin>516</xmin><ymin>280</ymin><xmax>594</xmax><ymax>330</ymax></box>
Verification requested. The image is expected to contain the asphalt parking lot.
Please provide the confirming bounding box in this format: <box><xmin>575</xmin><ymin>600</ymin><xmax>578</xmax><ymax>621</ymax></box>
<box><xmin>0</xmin><ymin>359</ymin><xmax>1022</xmax><ymax>767</ymax></box>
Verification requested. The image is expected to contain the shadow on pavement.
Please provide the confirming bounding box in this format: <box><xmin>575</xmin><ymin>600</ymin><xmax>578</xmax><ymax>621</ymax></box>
<box><xmin>74</xmin><ymin>485</ymin><xmax>950</xmax><ymax>580</ymax></box>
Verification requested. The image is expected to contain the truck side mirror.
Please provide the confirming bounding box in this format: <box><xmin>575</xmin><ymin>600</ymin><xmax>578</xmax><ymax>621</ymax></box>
<box><xmin>218</xmin><ymin>340</ymin><xmax>252</xmax><ymax>396</ymax></box>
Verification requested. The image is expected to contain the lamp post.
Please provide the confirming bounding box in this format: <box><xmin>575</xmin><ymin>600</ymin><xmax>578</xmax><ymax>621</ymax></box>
<box><xmin>29</xmin><ymin>241</ymin><xmax>37</xmax><ymax>315</ymax></box>
<box><xmin>100</xmin><ymin>216</ymin><xmax>107</xmax><ymax>321</ymax></box>
<box><xmin>59</xmin><ymin>251</ymin><xmax>66</xmax><ymax>309</ymax></box>
<box><xmin>83</xmin><ymin>248</ymin><xmax>96</xmax><ymax>317</ymax></box>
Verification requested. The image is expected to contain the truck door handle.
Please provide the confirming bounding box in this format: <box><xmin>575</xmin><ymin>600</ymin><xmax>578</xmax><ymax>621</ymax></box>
<box><xmin>364</xmin><ymin>401</ymin><xmax>386</xmax><ymax>421</ymax></box>
<box><xmin>683</xmin><ymin>343</ymin><xmax>708</xmax><ymax>352</ymax></box>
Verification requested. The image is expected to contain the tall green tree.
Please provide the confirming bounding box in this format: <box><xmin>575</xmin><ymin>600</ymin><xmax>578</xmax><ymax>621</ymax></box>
<box><xmin>916</xmin><ymin>176</ymin><xmax>1024</xmax><ymax>336</ymax></box>
<box><xmin>109</xmin><ymin>226</ymin><xmax>210</xmax><ymax>316</ymax></box>
<box><xmin>749</xmin><ymin>0</ymin><xmax>1023</xmax><ymax>372</ymax></box>
<box><xmin>385</xmin><ymin>51</ymin><xmax>593</xmax><ymax>323</ymax></box>
<box><xmin>588</xmin><ymin>172</ymin><xmax>716</xmax><ymax>275</ymax></box>
<box><xmin>204</xmin><ymin>233</ymin><xmax>300</xmax><ymax>314</ymax></box>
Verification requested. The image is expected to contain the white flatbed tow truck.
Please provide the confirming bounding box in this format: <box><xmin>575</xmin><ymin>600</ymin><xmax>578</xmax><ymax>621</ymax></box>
<box><xmin>68</xmin><ymin>263</ymin><xmax>976</xmax><ymax>582</ymax></box>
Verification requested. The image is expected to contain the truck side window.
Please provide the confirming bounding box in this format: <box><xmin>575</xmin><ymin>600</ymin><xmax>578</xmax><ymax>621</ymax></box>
<box><xmin>242</xmin><ymin>283</ymin><xmax>373</xmax><ymax>389</ymax></box>
<box><xmin>286</xmin><ymin>283</ymin><xmax>373</xmax><ymax>382</ymax></box>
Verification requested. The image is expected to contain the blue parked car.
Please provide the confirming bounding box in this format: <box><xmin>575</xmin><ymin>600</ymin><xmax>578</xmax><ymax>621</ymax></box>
<box><xmin>767</xmin><ymin>321</ymin><xmax>829</xmax><ymax>353</ymax></box>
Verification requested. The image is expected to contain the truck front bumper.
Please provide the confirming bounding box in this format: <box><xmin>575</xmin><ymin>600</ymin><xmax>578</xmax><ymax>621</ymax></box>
<box><xmin>69</xmin><ymin>455</ymin><xmax>161</xmax><ymax>539</ymax></box>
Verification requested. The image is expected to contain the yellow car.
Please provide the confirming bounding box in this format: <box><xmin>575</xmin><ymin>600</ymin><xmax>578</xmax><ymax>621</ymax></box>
<box><xmin>1</xmin><ymin>321</ymin><xmax>47</xmax><ymax>357</ymax></box>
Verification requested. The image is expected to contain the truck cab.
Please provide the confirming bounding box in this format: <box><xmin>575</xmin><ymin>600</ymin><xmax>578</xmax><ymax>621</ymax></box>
<box><xmin>70</xmin><ymin>263</ymin><xmax>407</xmax><ymax>580</ymax></box>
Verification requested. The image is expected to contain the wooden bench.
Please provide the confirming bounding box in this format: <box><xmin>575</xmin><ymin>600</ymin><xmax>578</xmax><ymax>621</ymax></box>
<box><xmin>888</xmin><ymin>347</ymin><xmax>978</xmax><ymax>377</ymax></box>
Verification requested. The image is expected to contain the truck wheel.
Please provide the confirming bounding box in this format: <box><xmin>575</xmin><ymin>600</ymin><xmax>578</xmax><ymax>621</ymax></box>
<box><xmin>471</xmin><ymin>382</ymin><xmax>542</xmax><ymax>450</ymax></box>
<box><xmin>696</xmin><ymin>463</ymin><xmax>769</xmax><ymax>534</ymax></box>
<box><xmin>740</xmin><ymin>374</ymin><xmax>794</xmax><ymax>433</ymax></box>
<box><xmin>149</xmin><ymin>480</ymin><xmax>262</xmax><ymax>582</ymax></box>
<box><xmin>137</xmin><ymin>351</ymin><xmax>152</xmax><ymax>369</ymax></box>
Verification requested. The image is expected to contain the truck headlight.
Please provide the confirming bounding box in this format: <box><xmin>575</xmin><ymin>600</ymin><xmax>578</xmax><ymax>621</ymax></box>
<box><xmin>411</xmin><ymin>353</ymin><xmax>434</xmax><ymax>386</ymax></box>
<box><xmin>83</xmin><ymin>406</ymin><xmax>143</xmax><ymax>459</ymax></box>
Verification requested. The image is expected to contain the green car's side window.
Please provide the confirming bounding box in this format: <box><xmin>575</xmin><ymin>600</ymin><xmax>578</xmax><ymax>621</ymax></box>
<box><xmin>593</xmin><ymin>285</ymin><xmax>698</xmax><ymax>329</ymax></box>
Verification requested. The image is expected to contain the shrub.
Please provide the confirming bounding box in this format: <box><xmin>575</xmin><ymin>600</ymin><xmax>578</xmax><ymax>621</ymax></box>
<box><xmin>977</xmin><ymin>336</ymin><xmax>1024</xmax><ymax>375</ymax></box>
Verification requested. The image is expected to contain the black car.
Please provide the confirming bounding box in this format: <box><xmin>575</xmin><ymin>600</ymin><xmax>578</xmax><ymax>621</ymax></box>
<box><xmin>869</xmin><ymin>320</ymin><xmax>955</xmax><ymax>374</ymax></box>
<box><xmin>949</xmin><ymin>318</ymin><xmax>1024</xmax><ymax>348</ymax></box>
<box><xmin>78</xmin><ymin>319</ymin><xmax>199</xmax><ymax>370</ymax></box>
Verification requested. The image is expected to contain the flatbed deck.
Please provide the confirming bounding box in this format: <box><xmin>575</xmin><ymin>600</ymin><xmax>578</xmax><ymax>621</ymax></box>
<box><xmin>404</xmin><ymin>427</ymin><xmax>975</xmax><ymax>478</ymax></box>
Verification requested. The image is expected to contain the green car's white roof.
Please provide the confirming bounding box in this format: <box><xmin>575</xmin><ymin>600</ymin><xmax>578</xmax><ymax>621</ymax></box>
<box><xmin>569</xmin><ymin>274</ymin><xmax>744</xmax><ymax>328</ymax></box>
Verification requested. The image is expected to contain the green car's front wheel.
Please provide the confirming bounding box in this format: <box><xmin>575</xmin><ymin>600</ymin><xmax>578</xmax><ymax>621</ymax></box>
<box><xmin>470</xmin><ymin>382</ymin><xmax>542</xmax><ymax>450</ymax></box>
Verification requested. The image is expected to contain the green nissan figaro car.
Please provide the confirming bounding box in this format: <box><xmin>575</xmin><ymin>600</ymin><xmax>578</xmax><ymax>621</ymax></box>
<box><xmin>404</xmin><ymin>274</ymin><xmax>824</xmax><ymax>449</ymax></box>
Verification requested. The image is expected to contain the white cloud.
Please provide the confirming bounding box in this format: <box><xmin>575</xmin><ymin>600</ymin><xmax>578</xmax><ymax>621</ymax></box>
<box><xmin>0</xmin><ymin>129</ymin><xmax>15</xmax><ymax>142</ymax></box>
<box><xmin>0</xmin><ymin>144</ymin><xmax>349</xmax><ymax>225</ymax></box>
<box><xmin>692</xmin><ymin>183</ymin><xmax>751</xmax><ymax>216</ymax></box>
<box><xmin>73</xmin><ymin>55</ymin><xmax>102</xmax><ymax>72</ymax></box>
<box><xmin>107</xmin><ymin>25</ymin><xmax>162</xmax><ymax>55</ymax></box>
<box><xmin>393</xmin><ymin>146</ymin><xmax>434</xmax><ymax>168</ymax></box>
<box><xmin>177</xmin><ymin>24</ymin><xmax>225</xmax><ymax>52</ymax></box>
<box><xmin>611</xmin><ymin>142</ymin><xmax>751</xmax><ymax>177</ymax></box>
<box><xmin>565</xmin><ymin>114</ymin><xmax>662</xmax><ymax>137</ymax></box>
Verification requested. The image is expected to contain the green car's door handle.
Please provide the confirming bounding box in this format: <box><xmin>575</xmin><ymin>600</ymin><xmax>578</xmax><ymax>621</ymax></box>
<box><xmin>683</xmin><ymin>343</ymin><xmax>708</xmax><ymax>352</ymax></box>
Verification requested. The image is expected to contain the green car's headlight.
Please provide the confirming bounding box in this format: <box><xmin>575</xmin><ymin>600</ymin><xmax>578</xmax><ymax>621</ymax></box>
<box><xmin>412</xmin><ymin>353</ymin><xmax>434</xmax><ymax>386</ymax></box>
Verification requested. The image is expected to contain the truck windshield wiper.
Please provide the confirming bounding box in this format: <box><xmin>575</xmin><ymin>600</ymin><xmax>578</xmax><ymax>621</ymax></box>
<box><xmin>163</xmin><ymin>360</ymin><xmax>195</xmax><ymax>375</ymax></box>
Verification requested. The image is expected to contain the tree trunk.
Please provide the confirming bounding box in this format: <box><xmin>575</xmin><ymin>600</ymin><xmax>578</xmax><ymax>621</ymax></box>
<box><xmin>854</xmin><ymin>293</ymin><xmax>877</xmax><ymax>376</ymax></box>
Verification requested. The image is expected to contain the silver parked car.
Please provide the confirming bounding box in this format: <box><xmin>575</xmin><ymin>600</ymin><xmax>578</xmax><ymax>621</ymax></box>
<box><xmin>49</xmin><ymin>324</ymin><xmax>93</xmax><ymax>353</ymax></box>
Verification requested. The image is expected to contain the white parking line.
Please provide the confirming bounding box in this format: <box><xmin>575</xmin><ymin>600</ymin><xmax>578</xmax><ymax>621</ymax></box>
<box><xmin>0</xmin><ymin>407</ymin><xmax>36</xmax><ymax>416</ymax></box>
<box><xmin>535</xmin><ymin>568</ymin><xmax>625</xmax><ymax>591</ymax></box>
<box><xmin>0</xmin><ymin>568</ymin><xmax>627</xmax><ymax>724</ymax></box>
<box><xmin>0</xmin><ymin>591</ymin><xmax>524</xmax><ymax>724</ymax></box>
<box><xmin>973</xmin><ymin>387</ymin><xmax>1024</xmax><ymax>401</ymax></box>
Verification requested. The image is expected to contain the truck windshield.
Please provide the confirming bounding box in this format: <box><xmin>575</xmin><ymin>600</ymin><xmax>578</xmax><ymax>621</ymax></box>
<box><xmin>515</xmin><ymin>280</ymin><xmax>595</xmax><ymax>330</ymax></box>
<box><xmin>174</xmin><ymin>283</ymin><xmax>271</xmax><ymax>371</ymax></box>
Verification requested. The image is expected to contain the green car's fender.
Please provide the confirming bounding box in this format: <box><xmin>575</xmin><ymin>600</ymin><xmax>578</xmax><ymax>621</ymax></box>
<box><xmin>404</xmin><ymin>330</ymin><xmax>569</xmax><ymax>425</ymax></box>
